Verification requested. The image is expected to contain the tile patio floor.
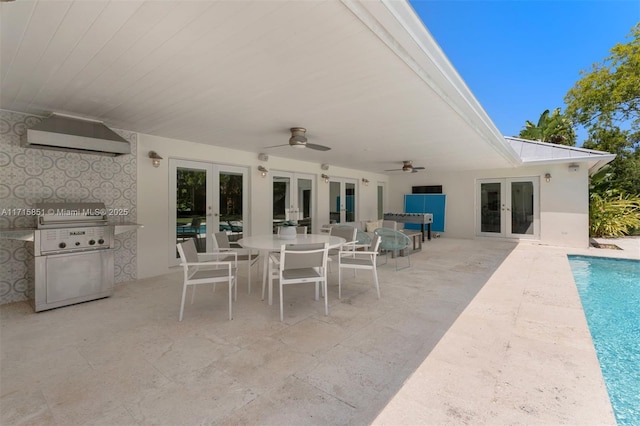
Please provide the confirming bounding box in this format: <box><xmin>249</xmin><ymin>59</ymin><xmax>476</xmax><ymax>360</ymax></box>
<box><xmin>2</xmin><ymin>237</ymin><xmax>634</xmax><ymax>425</ymax></box>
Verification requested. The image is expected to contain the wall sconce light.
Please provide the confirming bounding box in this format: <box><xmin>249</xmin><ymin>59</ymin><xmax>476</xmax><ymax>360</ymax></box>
<box><xmin>544</xmin><ymin>173</ymin><xmax>551</xmax><ymax>182</ymax></box>
<box><xmin>258</xmin><ymin>165</ymin><xmax>268</xmax><ymax>177</ymax></box>
<box><xmin>321</xmin><ymin>174</ymin><xmax>330</xmax><ymax>183</ymax></box>
<box><xmin>362</xmin><ymin>178</ymin><xmax>369</xmax><ymax>186</ymax></box>
<box><xmin>148</xmin><ymin>151</ymin><xmax>162</xmax><ymax>168</ymax></box>
<box><xmin>321</xmin><ymin>163</ymin><xmax>329</xmax><ymax>171</ymax></box>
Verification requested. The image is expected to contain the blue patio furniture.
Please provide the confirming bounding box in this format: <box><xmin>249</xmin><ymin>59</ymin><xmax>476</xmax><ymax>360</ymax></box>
<box><xmin>374</xmin><ymin>227</ymin><xmax>412</xmax><ymax>270</ymax></box>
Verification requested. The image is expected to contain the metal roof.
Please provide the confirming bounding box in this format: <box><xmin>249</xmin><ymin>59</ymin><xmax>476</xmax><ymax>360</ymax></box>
<box><xmin>505</xmin><ymin>137</ymin><xmax>616</xmax><ymax>173</ymax></box>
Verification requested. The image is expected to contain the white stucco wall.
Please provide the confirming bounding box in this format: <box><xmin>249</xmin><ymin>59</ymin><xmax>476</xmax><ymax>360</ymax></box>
<box><xmin>137</xmin><ymin>133</ymin><xmax>387</xmax><ymax>279</ymax></box>
<box><xmin>387</xmin><ymin>163</ymin><xmax>590</xmax><ymax>248</ymax></box>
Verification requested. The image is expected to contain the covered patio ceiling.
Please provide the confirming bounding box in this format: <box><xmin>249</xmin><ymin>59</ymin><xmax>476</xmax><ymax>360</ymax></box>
<box><xmin>0</xmin><ymin>0</ymin><xmax>521</xmax><ymax>173</ymax></box>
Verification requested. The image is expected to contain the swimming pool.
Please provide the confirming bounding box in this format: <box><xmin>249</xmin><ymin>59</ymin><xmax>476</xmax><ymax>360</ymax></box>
<box><xmin>568</xmin><ymin>255</ymin><xmax>640</xmax><ymax>425</ymax></box>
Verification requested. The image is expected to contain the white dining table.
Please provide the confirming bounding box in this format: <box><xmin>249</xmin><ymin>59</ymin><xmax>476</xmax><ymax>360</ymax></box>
<box><xmin>237</xmin><ymin>234</ymin><xmax>346</xmax><ymax>304</ymax></box>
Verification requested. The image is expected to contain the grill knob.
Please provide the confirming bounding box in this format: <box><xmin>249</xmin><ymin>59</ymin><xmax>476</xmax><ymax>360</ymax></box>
<box><xmin>58</xmin><ymin>242</ymin><xmax>66</xmax><ymax>249</ymax></box>
<box><xmin>98</xmin><ymin>239</ymin><xmax>105</xmax><ymax>245</ymax></box>
<box><xmin>89</xmin><ymin>240</ymin><xmax>96</xmax><ymax>245</ymax></box>
<box><xmin>75</xmin><ymin>242</ymin><xmax>81</xmax><ymax>246</ymax></box>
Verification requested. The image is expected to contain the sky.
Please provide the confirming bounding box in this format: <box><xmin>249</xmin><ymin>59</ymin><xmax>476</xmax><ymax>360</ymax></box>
<box><xmin>409</xmin><ymin>0</ymin><xmax>640</xmax><ymax>145</ymax></box>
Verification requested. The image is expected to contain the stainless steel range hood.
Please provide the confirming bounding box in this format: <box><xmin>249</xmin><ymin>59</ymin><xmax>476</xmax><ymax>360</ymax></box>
<box><xmin>21</xmin><ymin>113</ymin><xmax>130</xmax><ymax>156</ymax></box>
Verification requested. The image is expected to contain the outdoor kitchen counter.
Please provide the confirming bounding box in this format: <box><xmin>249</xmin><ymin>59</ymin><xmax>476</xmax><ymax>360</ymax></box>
<box><xmin>0</xmin><ymin>223</ymin><xmax>143</xmax><ymax>241</ymax></box>
<box><xmin>113</xmin><ymin>223</ymin><xmax>144</xmax><ymax>235</ymax></box>
<box><xmin>0</xmin><ymin>228</ymin><xmax>36</xmax><ymax>241</ymax></box>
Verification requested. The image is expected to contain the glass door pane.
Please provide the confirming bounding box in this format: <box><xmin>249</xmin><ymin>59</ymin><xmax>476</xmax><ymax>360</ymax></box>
<box><xmin>171</xmin><ymin>160</ymin><xmax>212</xmax><ymax>263</ymax></box>
<box><xmin>272</xmin><ymin>175</ymin><xmax>290</xmax><ymax>233</ymax></box>
<box><xmin>510</xmin><ymin>181</ymin><xmax>534</xmax><ymax>235</ymax></box>
<box><xmin>329</xmin><ymin>181</ymin><xmax>341</xmax><ymax>224</ymax></box>
<box><xmin>377</xmin><ymin>183</ymin><xmax>384</xmax><ymax>220</ymax></box>
<box><xmin>480</xmin><ymin>182</ymin><xmax>502</xmax><ymax>234</ymax></box>
<box><xmin>345</xmin><ymin>182</ymin><xmax>356</xmax><ymax>222</ymax></box>
<box><xmin>219</xmin><ymin>171</ymin><xmax>244</xmax><ymax>243</ymax></box>
<box><xmin>296</xmin><ymin>177</ymin><xmax>312</xmax><ymax>233</ymax></box>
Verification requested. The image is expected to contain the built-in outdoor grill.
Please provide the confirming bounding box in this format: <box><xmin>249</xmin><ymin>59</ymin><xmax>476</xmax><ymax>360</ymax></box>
<box><xmin>31</xmin><ymin>202</ymin><xmax>115</xmax><ymax>312</ymax></box>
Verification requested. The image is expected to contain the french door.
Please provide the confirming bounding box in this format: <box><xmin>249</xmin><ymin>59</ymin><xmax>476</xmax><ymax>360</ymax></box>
<box><xmin>477</xmin><ymin>177</ymin><xmax>539</xmax><ymax>239</ymax></box>
<box><xmin>329</xmin><ymin>178</ymin><xmax>357</xmax><ymax>224</ymax></box>
<box><xmin>377</xmin><ymin>182</ymin><xmax>385</xmax><ymax>220</ymax></box>
<box><xmin>169</xmin><ymin>159</ymin><xmax>248</xmax><ymax>265</ymax></box>
<box><xmin>271</xmin><ymin>172</ymin><xmax>314</xmax><ymax>233</ymax></box>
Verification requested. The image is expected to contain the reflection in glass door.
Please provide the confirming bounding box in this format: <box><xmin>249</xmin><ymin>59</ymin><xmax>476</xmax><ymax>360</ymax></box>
<box><xmin>272</xmin><ymin>172</ymin><xmax>314</xmax><ymax>233</ymax></box>
<box><xmin>328</xmin><ymin>178</ymin><xmax>357</xmax><ymax>223</ymax></box>
<box><xmin>479</xmin><ymin>180</ymin><xmax>502</xmax><ymax>235</ymax></box>
<box><xmin>510</xmin><ymin>181</ymin><xmax>535</xmax><ymax>236</ymax></box>
<box><xmin>477</xmin><ymin>178</ymin><xmax>538</xmax><ymax>239</ymax></box>
<box><xmin>170</xmin><ymin>160</ymin><xmax>248</xmax><ymax>265</ymax></box>
<box><xmin>377</xmin><ymin>183</ymin><xmax>385</xmax><ymax>220</ymax></box>
<box><xmin>218</xmin><ymin>167</ymin><xmax>247</xmax><ymax>243</ymax></box>
<box><xmin>171</xmin><ymin>160</ymin><xmax>212</xmax><ymax>260</ymax></box>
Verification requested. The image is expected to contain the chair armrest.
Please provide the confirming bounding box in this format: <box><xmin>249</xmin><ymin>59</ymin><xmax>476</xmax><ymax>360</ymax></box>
<box><xmin>338</xmin><ymin>250</ymin><xmax>378</xmax><ymax>257</ymax></box>
<box><xmin>197</xmin><ymin>251</ymin><xmax>237</xmax><ymax>261</ymax></box>
<box><xmin>339</xmin><ymin>241</ymin><xmax>358</xmax><ymax>250</ymax></box>
<box><xmin>180</xmin><ymin>261</ymin><xmax>234</xmax><ymax>268</ymax></box>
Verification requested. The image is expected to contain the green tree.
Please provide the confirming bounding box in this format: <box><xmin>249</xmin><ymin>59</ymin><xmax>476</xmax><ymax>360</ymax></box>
<box><xmin>564</xmin><ymin>23</ymin><xmax>640</xmax><ymax>236</ymax></box>
<box><xmin>564</xmin><ymin>23</ymin><xmax>640</xmax><ymax>192</ymax></box>
<box><xmin>565</xmin><ymin>23</ymin><xmax>640</xmax><ymax>136</ymax></box>
<box><xmin>582</xmin><ymin>127</ymin><xmax>640</xmax><ymax>195</ymax></box>
<box><xmin>518</xmin><ymin>107</ymin><xmax>576</xmax><ymax>146</ymax></box>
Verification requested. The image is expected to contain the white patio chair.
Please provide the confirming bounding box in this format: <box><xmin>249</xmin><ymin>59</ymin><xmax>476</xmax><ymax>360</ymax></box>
<box><xmin>176</xmin><ymin>239</ymin><xmax>237</xmax><ymax>321</ymax></box>
<box><xmin>328</xmin><ymin>225</ymin><xmax>357</xmax><ymax>271</ymax></box>
<box><xmin>276</xmin><ymin>225</ymin><xmax>307</xmax><ymax>235</ymax></box>
<box><xmin>272</xmin><ymin>242</ymin><xmax>329</xmax><ymax>321</ymax></box>
<box><xmin>213</xmin><ymin>232</ymin><xmax>259</xmax><ymax>294</ymax></box>
<box><xmin>338</xmin><ymin>234</ymin><xmax>382</xmax><ymax>299</ymax></box>
<box><xmin>263</xmin><ymin>225</ymin><xmax>307</xmax><ymax>301</ymax></box>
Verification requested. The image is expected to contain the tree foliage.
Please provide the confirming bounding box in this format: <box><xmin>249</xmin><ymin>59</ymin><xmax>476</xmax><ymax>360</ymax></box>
<box><xmin>565</xmin><ymin>23</ymin><xmax>640</xmax><ymax>136</ymax></box>
<box><xmin>562</xmin><ymin>23</ymin><xmax>640</xmax><ymax>236</ymax></box>
<box><xmin>582</xmin><ymin>127</ymin><xmax>640</xmax><ymax>195</ymax></box>
<box><xmin>518</xmin><ymin>107</ymin><xmax>576</xmax><ymax>145</ymax></box>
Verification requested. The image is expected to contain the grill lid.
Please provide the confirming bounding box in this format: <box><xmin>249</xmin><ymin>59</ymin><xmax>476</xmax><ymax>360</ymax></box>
<box><xmin>36</xmin><ymin>202</ymin><xmax>108</xmax><ymax>228</ymax></box>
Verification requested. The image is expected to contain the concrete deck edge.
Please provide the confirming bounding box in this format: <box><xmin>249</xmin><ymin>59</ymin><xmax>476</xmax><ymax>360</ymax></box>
<box><xmin>373</xmin><ymin>242</ymin><xmax>625</xmax><ymax>425</ymax></box>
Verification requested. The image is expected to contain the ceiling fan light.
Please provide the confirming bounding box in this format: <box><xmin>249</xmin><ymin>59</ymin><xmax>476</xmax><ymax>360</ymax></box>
<box><xmin>402</xmin><ymin>166</ymin><xmax>412</xmax><ymax>172</ymax></box>
<box><xmin>291</xmin><ymin>144</ymin><xmax>305</xmax><ymax>149</ymax></box>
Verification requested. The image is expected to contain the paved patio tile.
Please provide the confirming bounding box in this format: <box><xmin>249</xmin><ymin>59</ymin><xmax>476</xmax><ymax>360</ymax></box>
<box><xmin>1</xmin><ymin>238</ymin><xmax>629</xmax><ymax>425</ymax></box>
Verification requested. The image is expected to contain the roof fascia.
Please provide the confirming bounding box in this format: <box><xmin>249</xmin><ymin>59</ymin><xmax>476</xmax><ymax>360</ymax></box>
<box><xmin>506</xmin><ymin>136</ymin><xmax>613</xmax><ymax>156</ymax></box>
<box><xmin>340</xmin><ymin>0</ymin><xmax>522</xmax><ymax>167</ymax></box>
<box><xmin>519</xmin><ymin>155</ymin><xmax>616</xmax><ymax>166</ymax></box>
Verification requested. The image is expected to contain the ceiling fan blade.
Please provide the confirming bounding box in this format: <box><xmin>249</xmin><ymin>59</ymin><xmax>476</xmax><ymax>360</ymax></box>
<box><xmin>263</xmin><ymin>144</ymin><xmax>290</xmax><ymax>149</ymax></box>
<box><xmin>384</xmin><ymin>168</ymin><xmax>402</xmax><ymax>171</ymax></box>
<box><xmin>413</xmin><ymin>167</ymin><xmax>426</xmax><ymax>170</ymax></box>
<box><xmin>306</xmin><ymin>143</ymin><xmax>331</xmax><ymax>151</ymax></box>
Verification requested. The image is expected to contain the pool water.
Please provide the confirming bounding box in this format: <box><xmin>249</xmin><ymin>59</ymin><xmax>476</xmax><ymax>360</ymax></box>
<box><xmin>568</xmin><ymin>255</ymin><xmax>640</xmax><ymax>425</ymax></box>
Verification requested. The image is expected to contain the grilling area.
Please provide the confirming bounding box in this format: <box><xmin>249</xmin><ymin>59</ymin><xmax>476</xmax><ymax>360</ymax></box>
<box><xmin>0</xmin><ymin>203</ymin><xmax>141</xmax><ymax>312</ymax></box>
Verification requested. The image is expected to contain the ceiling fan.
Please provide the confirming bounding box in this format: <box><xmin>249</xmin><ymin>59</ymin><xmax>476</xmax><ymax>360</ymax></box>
<box><xmin>264</xmin><ymin>127</ymin><xmax>331</xmax><ymax>151</ymax></box>
<box><xmin>385</xmin><ymin>161</ymin><xmax>425</xmax><ymax>173</ymax></box>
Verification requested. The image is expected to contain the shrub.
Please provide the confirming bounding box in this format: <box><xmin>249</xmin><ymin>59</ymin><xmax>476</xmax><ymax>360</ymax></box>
<box><xmin>589</xmin><ymin>193</ymin><xmax>640</xmax><ymax>237</ymax></box>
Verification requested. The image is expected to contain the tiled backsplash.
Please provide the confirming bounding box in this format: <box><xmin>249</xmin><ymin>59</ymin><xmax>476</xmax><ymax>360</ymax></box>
<box><xmin>0</xmin><ymin>110</ymin><xmax>138</xmax><ymax>305</ymax></box>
